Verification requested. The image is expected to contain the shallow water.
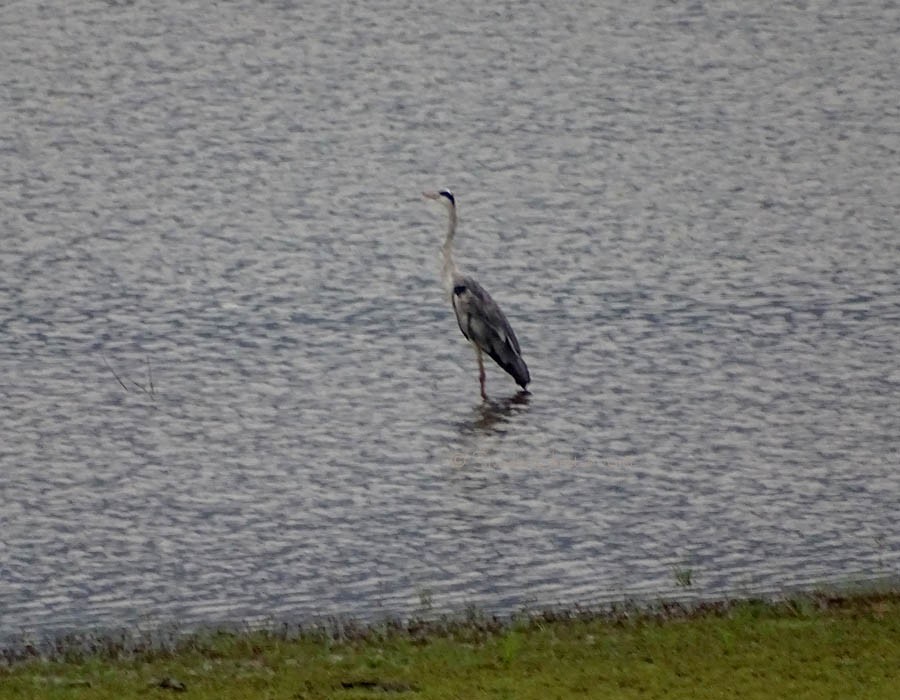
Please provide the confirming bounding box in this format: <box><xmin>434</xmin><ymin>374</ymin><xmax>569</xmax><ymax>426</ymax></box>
<box><xmin>2</xmin><ymin>0</ymin><xmax>899</xmax><ymax>641</ymax></box>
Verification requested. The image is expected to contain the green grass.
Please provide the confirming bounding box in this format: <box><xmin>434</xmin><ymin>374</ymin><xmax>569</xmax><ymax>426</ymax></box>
<box><xmin>3</xmin><ymin>592</ymin><xmax>900</xmax><ymax>699</ymax></box>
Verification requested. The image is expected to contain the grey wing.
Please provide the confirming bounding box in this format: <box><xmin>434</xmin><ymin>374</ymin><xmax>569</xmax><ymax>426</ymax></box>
<box><xmin>451</xmin><ymin>276</ymin><xmax>530</xmax><ymax>389</ymax></box>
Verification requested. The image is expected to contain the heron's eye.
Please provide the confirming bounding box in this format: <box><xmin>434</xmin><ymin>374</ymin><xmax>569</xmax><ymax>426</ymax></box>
<box><xmin>453</xmin><ymin>284</ymin><xmax>466</xmax><ymax>296</ymax></box>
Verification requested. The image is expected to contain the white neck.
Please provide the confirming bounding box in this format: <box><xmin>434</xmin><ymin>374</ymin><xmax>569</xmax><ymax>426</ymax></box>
<box><xmin>441</xmin><ymin>204</ymin><xmax>460</xmax><ymax>294</ymax></box>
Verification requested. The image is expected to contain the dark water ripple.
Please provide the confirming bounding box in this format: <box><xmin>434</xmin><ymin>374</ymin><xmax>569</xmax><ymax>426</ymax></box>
<box><xmin>2</xmin><ymin>0</ymin><xmax>899</xmax><ymax>642</ymax></box>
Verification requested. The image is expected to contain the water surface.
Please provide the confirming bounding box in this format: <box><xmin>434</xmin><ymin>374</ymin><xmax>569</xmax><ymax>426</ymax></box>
<box><xmin>1</xmin><ymin>0</ymin><xmax>899</xmax><ymax>641</ymax></box>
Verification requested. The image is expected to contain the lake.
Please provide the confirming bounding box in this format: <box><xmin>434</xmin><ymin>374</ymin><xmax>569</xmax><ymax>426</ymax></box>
<box><xmin>1</xmin><ymin>0</ymin><xmax>899</xmax><ymax>643</ymax></box>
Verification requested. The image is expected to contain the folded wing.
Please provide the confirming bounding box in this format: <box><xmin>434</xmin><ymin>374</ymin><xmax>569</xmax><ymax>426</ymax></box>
<box><xmin>451</xmin><ymin>276</ymin><xmax>530</xmax><ymax>389</ymax></box>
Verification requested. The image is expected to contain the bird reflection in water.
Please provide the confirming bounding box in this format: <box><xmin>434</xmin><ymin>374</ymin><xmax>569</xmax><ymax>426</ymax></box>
<box><xmin>458</xmin><ymin>389</ymin><xmax>531</xmax><ymax>434</ymax></box>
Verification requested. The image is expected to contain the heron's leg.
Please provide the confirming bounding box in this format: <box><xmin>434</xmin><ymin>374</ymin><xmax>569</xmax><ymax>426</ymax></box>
<box><xmin>476</xmin><ymin>347</ymin><xmax>487</xmax><ymax>400</ymax></box>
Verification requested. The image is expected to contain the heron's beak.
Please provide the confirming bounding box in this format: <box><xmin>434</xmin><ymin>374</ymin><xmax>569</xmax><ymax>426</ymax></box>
<box><xmin>423</xmin><ymin>191</ymin><xmax>439</xmax><ymax>201</ymax></box>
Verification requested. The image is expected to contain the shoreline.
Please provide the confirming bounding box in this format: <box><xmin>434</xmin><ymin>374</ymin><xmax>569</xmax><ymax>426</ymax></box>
<box><xmin>7</xmin><ymin>573</ymin><xmax>899</xmax><ymax>661</ymax></box>
<box><xmin>3</xmin><ymin>584</ymin><xmax>900</xmax><ymax>698</ymax></box>
<box><xmin>0</xmin><ymin>588</ymin><xmax>900</xmax><ymax>700</ymax></box>
<box><xmin>4</xmin><ymin>579</ymin><xmax>899</xmax><ymax>665</ymax></box>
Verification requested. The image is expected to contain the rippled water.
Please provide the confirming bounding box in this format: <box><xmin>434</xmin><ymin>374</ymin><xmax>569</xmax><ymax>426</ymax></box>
<box><xmin>2</xmin><ymin>0</ymin><xmax>899</xmax><ymax>642</ymax></box>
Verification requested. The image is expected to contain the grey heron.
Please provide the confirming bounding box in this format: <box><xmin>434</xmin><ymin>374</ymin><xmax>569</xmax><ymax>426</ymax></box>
<box><xmin>423</xmin><ymin>189</ymin><xmax>530</xmax><ymax>400</ymax></box>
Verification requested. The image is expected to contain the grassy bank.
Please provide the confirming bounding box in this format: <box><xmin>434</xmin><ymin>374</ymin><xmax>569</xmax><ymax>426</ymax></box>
<box><xmin>3</xmin><ymin>592</ymin><xmax>900</xmax><ymax>699</ymax></box>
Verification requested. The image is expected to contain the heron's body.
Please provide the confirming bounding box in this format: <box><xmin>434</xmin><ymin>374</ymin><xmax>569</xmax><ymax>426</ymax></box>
<box><xmin>450</xmin><ymin>275</ymin><xmax>530</xmax><ymax>390</ymax></box>
<box><xmin>424</xmin><ymin>190</ymin><xmax>530</xmax><ymax>399</ymax></box>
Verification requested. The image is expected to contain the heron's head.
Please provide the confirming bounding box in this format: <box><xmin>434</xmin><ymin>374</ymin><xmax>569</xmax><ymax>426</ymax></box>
<box><xmin>423</xmin><ymin>189</ymin><xmax>456</xmax><ymax>209</ymax></box>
